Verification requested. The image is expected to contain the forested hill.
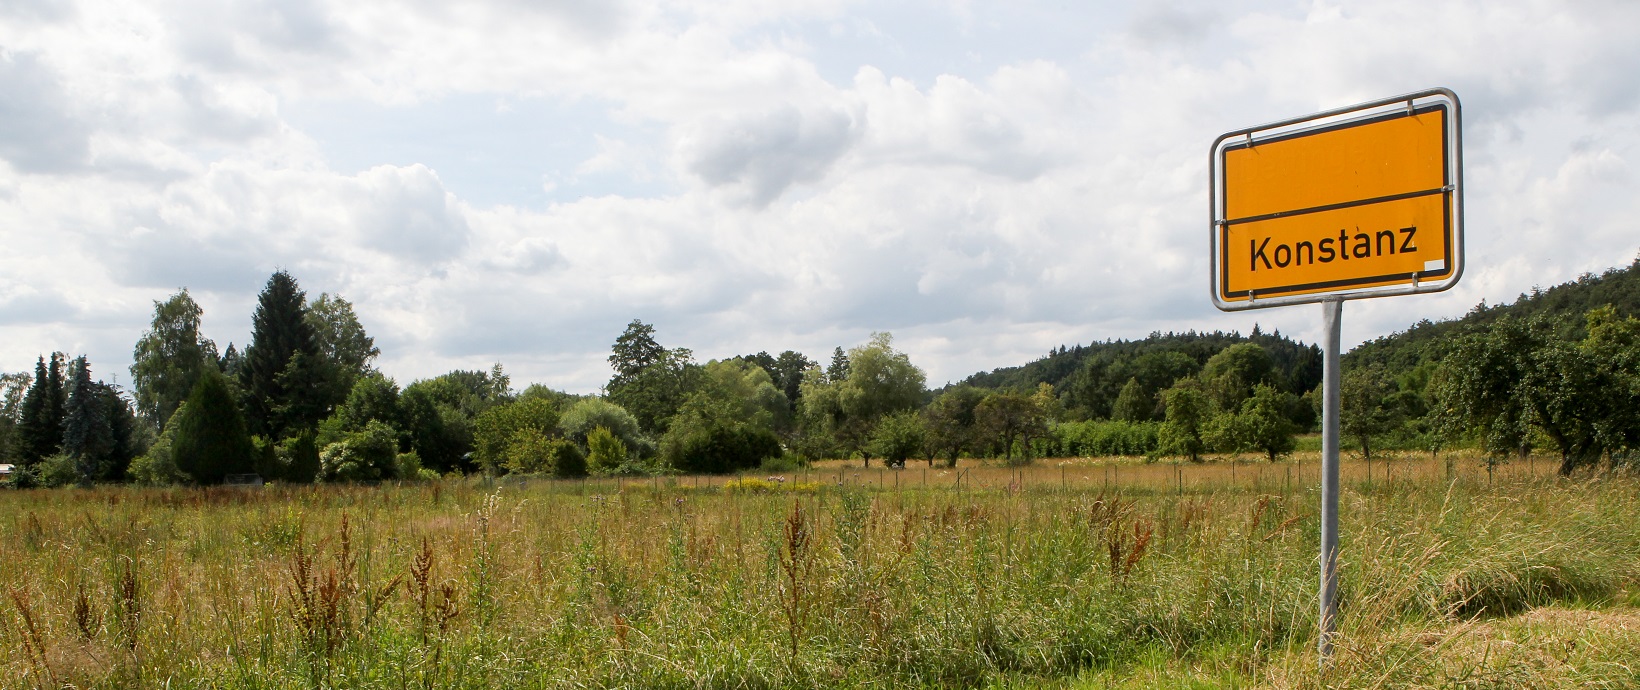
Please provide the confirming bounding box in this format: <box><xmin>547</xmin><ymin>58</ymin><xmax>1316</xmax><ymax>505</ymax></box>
<box><xmin>1345</xmin><ymin>255</ymin><xmax>1640</xmax><ymax>372</ymax></box>
<box><xmin>956</xmin><ymin>328</ymin><xmax>1322</xmax><ymax>417</ymax></box>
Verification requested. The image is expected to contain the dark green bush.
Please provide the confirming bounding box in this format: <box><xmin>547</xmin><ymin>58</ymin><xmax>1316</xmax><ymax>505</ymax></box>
<box><xmin>547</xmin><ymin>438</ymin><xmax>587</xmax><ymax>478</ymax></box>
<box><xmin>669</xmin><ymin>425</ymin><xmax>782</xmax><ymax>474</ymax></box>
<box><xmin>319</xmin><ymin>421</ymin><xmax>399</xmax><ymax>482</ymax></box>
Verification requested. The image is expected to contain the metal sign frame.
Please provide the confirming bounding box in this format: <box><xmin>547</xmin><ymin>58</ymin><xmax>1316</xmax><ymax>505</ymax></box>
<box><xmin>1209</xmin><ymin>88</ymin><xmax>1464</xmax><ymax>311</ymax></box>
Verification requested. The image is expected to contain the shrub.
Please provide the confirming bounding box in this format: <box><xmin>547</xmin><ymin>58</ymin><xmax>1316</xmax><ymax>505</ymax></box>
<box><xmin>548</xmin><ymin>439</ymin><xmax>587</xmax><ymax>478</ymax></box>
<box><xmin>668</xmin><ymin>425</ymin><xmax>782</xmax><ymax>474</ymax></box>
<box><xmin>502</xmin><ymin>427</ymin><xmax>553</xmax><ymax>474</ymax></box>
<box><xmin>1050</xmin><ymin>420</ymin><xmax>1162</xmax><ymax>457</ymax></box>
<box><xmin>560</xmin><ymin>399</ymin><xmax>650</xmax><ymax>457</ymax></box>
<box><xmin>319</xmin><ymin>421</ymin><xmax>400</xmax><ymax>482</ymax></box>
<box><xmin>759</xmin><ymin>453</ymin><xmax>804</xmax><ymax>473</ymax></box>
<box><xmin>395</xmin><ymin>451</ymin><xmax>438</xmax><ymax>481</ymax></box>
<box><xmin>500</xmin><ymin>430</ymin><xmax>587</xmax><ymax>478</ymax></box>
<box><xmin>171</xmin><ymin>370</ymin><xmax>255</xmax><ymax>484</ymax></box>
<box><xmin>474</xmin><ymin>398</ymin><xmax>560</xmax><ymax>474</ymax></box>
<box><xmin>38</xmin><ymin>453</ymin><xmax>81</xmax><ymax>488</ymax></box>
<box><xmin>5</xmin><ymin>465</ymin><xmax>40</xmax><ymax>489</ymax></box>
<box><xmin>586</xmin><ymin>425</ymin><xmax>629</xmax><ymax>474</ymax></box>
<box><xmin>278</xmin><ymin>432</ymin><xmax>321</xmax><ymax>484</ymax></box>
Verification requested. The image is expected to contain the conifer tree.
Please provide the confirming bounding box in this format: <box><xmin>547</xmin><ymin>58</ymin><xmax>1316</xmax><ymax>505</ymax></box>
<box><xmin>16</xmin><ymin>356</ymin><xmax>50</xmax><ymax>465</ymax></box>
<box><xmin>219</xmin><ymin>343</ymin><xmax>243</xmax><ymax>379</ymax></box>
<box><xmin>827</xmin><ymin>347</ymin><xmax>850</xmax><ymax>383</ymax></box>
<box><xmin>174</xmin><ymin>368</ymin><xmax>255</xmax><ymax>484</ymax></box>
<box><xmin>46</xmin><ymin>352</ymin><xmax>66</xmax><ymax>446</ymax></box>
<box><xmin>63</xmin><ymin>356</ymin><xmax>114</xmax><ymax>483</ymax></box>
<box><xmin>97</xmin><ymin>382</ymin><xmax>140</xmax><ymax>481</ymax></box>
<box><xmin>17</xmin><ymin>354</ymin><xmax>67</xmax><ymax>465</ymax></box>
<box><xmin>241</xmin><ymin>271</ymin><xmax>327</xmax><ymax>439</ymax></box>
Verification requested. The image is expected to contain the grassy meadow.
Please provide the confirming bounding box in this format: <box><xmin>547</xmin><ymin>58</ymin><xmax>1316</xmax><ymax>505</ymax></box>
<box><xmin>2</xmin><ymin>452</ymin><xmax>1638</xmax><ymax>689</ymax></box>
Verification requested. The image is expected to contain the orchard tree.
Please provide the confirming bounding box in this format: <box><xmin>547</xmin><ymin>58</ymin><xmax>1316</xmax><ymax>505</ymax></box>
<box><xmin>130</xmin><ymin>289</ymin><xmax>219</xmax><ymax>429</ymax></box>
<box><xmin>975</xmin><ymin>390</ymin><xmax>1047</xmax><ymax>464</ymax></box>
<box><xmin>1340</xmin><ymin>364</ymin><xmax>1403</xmax><ymax>460</ymax></box>
<box><xmin>1581</xmin><ymin>306</ymin><xmax>1640</xmax><ymax>456</ymax></box>
<box><xmin>1420</xmin><ymin>310</ymin><xmax>1640</xmax><ymax>476</ymax></box>
<box><xmin>1236</xmin><ymin>384</ymin><xmax>1299</xmax><ymax>461</ymax></box>
<box><xmin>1157</xmin><ymin>379</ymin><xmax>1213</xmax><ymax>462</ymax></box>
<box><xmin>923</xmin><ymin>385</ymin><xmax>985</xmax><ymax>467</ymax></box>
<box><xmin>868</xmin><ymin>410</ymin><xmax>925</xmax><ymax>468</ymax></box>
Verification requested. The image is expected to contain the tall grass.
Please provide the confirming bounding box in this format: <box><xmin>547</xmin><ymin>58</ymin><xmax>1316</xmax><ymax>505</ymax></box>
<box><xmin>0</xmin><ymin>454</ymin><xmax>1635</xmax><ymax>688</ymax></box>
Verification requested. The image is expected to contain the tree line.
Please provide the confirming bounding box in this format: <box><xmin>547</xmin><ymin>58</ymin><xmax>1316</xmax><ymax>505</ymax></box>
<box><xmin>5</xmin><ymin>260</ymin><xmax>1640</xmax><ymax>486</ymax></box>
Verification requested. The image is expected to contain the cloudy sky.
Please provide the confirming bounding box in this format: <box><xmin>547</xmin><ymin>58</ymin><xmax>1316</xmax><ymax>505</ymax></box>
<box><xmin>1</xmin><ymin>0</ymin><xmax>1636</xmax><ymax>394</ymax></box>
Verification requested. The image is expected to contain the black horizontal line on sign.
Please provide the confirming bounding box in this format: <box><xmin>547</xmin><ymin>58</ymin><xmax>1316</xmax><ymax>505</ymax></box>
<box><xmin>1222</xmin><ymin>187</ymin><xmax>1446</xmax><ymax>227</ymax></box>
<box><xmin>1221</xmin><ymin>266</ymin><xmax>1453</xmax><ymax>300</ymax></box>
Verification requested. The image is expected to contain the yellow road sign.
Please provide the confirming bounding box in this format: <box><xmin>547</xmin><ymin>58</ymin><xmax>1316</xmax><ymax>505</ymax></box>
<box><xmin>1210</xmin><ymin>90</ymin><xmax>1462</xmax><ymax>310</ymax></box>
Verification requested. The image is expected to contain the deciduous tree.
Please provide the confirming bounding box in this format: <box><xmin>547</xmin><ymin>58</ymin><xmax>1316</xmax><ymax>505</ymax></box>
<box><xmin>306</xmin><ymin>293</ymin><xmax>380</xmax><ymax>406</ymax></box>
<box><xmin>923</xmin><ymin>385</ymin><xmax>985</xmax><ymax>467</ymax></box>
<box><xmin>1341</xmin><ymin>364</ymin><xmax>1403</xmax><ymax>461</ymax></box>
<box><xmin>130</xmin><ymin>289</ymin><xmax>219</xmax><ymax>429</ymax></box>
<box><xmin>976</xmin><ymin>390</ymin><xmax>1047</xmax><ymax>464</ymax></box>
<box><xmin>1157</xmin><ymin>379</ymin><xmax>1213</xmax><ymax>462</ymax></box>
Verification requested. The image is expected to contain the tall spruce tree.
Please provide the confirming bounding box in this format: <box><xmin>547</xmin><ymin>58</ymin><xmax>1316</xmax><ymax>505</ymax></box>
<box><xmin>130</xmin><ymin>289</ymin><xmax>218</xmax><ymax>430</ymax></box>
<box><xmin>16</xmin><ymin>356</ymin><xmax>51</xmax><ymax>465</ymax></box>
<box><xmin>17</xmin><ymin>354</ymin><xmax>68</xmax><ymax>466</ymax></box>
<box><xmin>63</xmin><ymin>356</ymin><xmax>114</xmax><ymax>483</ymax></box>
<box><xmin>241</xmin><ymin>271</ymin><xmax>327</xmax><ymax>439</ymax></box>
<box><xmin>827</xmin><ymin>347</ymin><xmax>850</xmax><ymax>383</ymax></box>
<box><xmin>46</xmin><ymin>352</ymin><xmax>66</xmax><ymax>447</ymax></box>
<box><xmin>96</xmin><ymin>382</ymin><xmax>139</xmax><ymax>481</ymax></box>
<box><xmin>174</xmin><ymin>368</ymin><xmax>255</xmax><ymax>484</ymax></box>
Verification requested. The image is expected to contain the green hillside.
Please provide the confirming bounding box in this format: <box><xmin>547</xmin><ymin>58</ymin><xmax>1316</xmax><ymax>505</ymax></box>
<box><xmin>1345</xmin><ymin>255</ymin><xmax>1640</xmax><ymax>372</ymax></box>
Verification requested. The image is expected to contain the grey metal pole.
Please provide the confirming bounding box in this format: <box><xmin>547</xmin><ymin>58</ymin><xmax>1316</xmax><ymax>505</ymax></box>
<box><xmin>1319</xmin><ymin>298</ymin><xmax>1343</xmax><ymax>670</ymax></box>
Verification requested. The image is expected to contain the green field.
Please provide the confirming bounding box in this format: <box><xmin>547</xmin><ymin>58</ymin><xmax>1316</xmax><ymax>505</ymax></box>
<box><xmin>2</xmin><ymin>454</ymin><xmax>1637</xmax><ymax>688</ymax></box>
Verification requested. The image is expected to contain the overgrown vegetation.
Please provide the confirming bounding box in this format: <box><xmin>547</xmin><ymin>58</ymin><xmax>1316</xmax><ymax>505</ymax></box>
<box><xmin>0</xmin><ymin>457</ymin><xmax>1635</xmax><ymax>687</ymax></box>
